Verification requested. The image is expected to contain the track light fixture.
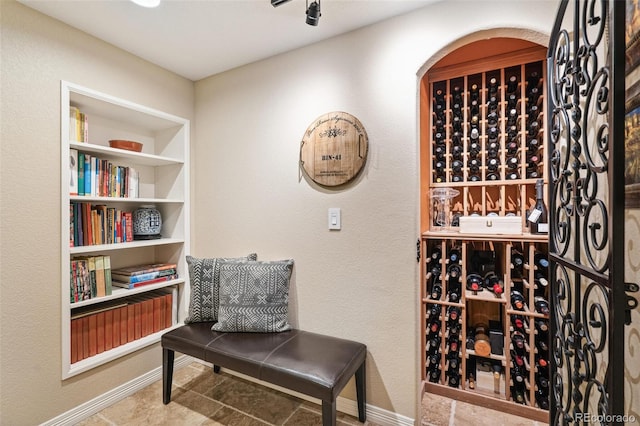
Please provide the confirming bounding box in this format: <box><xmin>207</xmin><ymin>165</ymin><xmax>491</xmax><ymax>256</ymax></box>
<box><xmin>305</xmin><ymin>0</ymin><xmax>321</xmax><ymax>26</ymax></box>
<box><xmin>270</xmin><ymin>0</ymin><xmax>293</xmax><ymax>6</ymax></box>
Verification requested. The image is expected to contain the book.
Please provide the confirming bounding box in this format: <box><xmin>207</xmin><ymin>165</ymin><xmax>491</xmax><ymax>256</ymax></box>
<box><xmin>70</xmin><ymin>148</ymin><xmax>78</xmax><ymax>196</ymax></box>
<box><xmin>95</xmin><ymin>255</ymin><xmax>106</xmax><ymax>297</ymax></box>
<box><xmin>111</xmin><ymin>262</ymin><xmax>178</xmax><ymax>277</ymax></box>
<box><xmin>128</xmin><ymin>167</ymin><xmax>138</xmax><ymax>198</ymax></box>
<box><xmin>87</xmin><ymin>256</ymin><xmax>98</xmax><ymax>298</ymax></box>
<box><xmin>77</xmin><ymin>152</ymin><xmax>85</xmax><ymax>196</ymax></box>
<box><xmin>111</xmin><ymin>274</ymin><xmax>178</xmax><ymax>289</ymax></box>
<box><xmin>84</xmin><ymin>154</ymin><xmax>92</xmax><ymax>195</ymax></box>
<box><xmin>111</xmin><ymin>269</ymin><xmax>177</xmax><ymax>284</ymax></box>
<box><xmin>103</xmin><ymin>255</ymin><xmax>112</xmax><ymax>296</ymax></box>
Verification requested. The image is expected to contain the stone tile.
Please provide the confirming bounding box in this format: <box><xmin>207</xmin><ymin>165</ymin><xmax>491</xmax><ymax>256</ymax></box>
<box><xmin>98</xmin><ymin>381</ymin><xmax>221</xmax><ymax>425</ymax></box>
<box><xmin>202</xmin><ymin>406</ymin><xmax>270</xmax><ymax>426</ymax></box>
<box><xmin>75</xmin><ymin>413</ymin><xmax>113</xmax><ymax>426</ymax></box>
<box><xmin>203</xmin><ymin>376</ymin><xmax>300</xmax><ymax>425</ymax></box>
<box><xmin>421</xmin><ymin>392</ymin><xmax>452</xmax><ymax>426</ymax></box>
<box><xmin>174</xmin><ymin>364</ymin><xmax>228</xmax><ymax>395</ymax></box>
<box><xmin>453</xmin><ymin>400</ymin><xmax>538</xmax><ymax>426</ymax></box>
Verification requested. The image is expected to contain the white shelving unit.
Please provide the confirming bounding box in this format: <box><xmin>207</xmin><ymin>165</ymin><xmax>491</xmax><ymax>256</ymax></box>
<box><xmin>60</xmin><ymin>81</ymin><xmax>190</xmax><ymax>379</ymax></box>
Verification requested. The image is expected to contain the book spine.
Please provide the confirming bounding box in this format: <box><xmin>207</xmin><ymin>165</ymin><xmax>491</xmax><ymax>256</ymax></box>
<box><xmin>112</xmin><ymin>269</ymin><xmax>176</xmax><ymax>283</ymax></box>
<box><xmin>103</xmin><ymin>255</ymin><xmax>112</xmax><ymax>296</ymax></box>
<box><xmin>69</xmin><ymin>149</ymin><xmax>78</xmax><ymax>196</ymax></box>
<box><xmin>111</xmin><ymin>274</ymin><xmax>177</xmax><ymax>289</ymax></box>
<box><xmin>77</xmin><ymin>152</ymin><xmax>85</xmax><ymax>196</ymax></box>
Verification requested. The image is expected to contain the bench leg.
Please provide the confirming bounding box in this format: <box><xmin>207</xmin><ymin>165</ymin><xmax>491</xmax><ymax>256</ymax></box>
<box><xmin>355</xmin><ymin>360</ymin><xmax>366</xmax><ymax>422</ymax></box>
<box><xmin>163</xmin><ymin>348</ymin><xmax>174</xmax><ymax>405</ymax></box>
<box><xmin>213</xmin><ymin>365</ymin><xmax>221</xmax><ymax>374</ymax></box>
<box><xmin>322</xmin><ymin>400</ymin><xmax>336</xmax><ymax>426</ymax></box>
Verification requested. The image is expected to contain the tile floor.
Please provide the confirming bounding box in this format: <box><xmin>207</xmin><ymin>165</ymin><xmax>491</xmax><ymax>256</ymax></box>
<box><xmin>420</xmin><ymin>392</ymin><xmax>546</xmax><ymax>426</ymax></box>
<box><xmin>78</xmin><ymin>362</ymin><xmax>379</xmax><ymax>426</ymax></box>
<box><xmin>77</xmin><ymin>361</ymin><xmax>546</xmax><ymax>426</ymax></box>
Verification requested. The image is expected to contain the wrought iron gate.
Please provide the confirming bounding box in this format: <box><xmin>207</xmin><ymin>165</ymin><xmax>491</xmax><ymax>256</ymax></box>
<box><xmin>547</xmin><ymin>0</ymin><xmax>627</xmax><ymax>424</ymax></box>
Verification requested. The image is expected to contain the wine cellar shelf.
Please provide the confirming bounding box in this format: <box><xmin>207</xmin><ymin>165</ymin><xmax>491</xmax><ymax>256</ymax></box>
<box><xmin>420</xmin><ymin>44</ymin><xmax>549</xmax><ymax>422</ymax></box>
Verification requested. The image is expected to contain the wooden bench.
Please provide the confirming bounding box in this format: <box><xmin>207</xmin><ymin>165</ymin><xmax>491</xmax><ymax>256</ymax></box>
<box><xmin>161</xmin><ymin>322</ymin><xmax>367</xmax><ymax>426</ymax></box>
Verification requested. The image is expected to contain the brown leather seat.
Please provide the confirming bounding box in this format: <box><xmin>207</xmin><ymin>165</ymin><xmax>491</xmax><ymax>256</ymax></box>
<box><xmin>161</xmin><ymin>323</ymin><xmax>366</xmax><ymax>426</ymax></box>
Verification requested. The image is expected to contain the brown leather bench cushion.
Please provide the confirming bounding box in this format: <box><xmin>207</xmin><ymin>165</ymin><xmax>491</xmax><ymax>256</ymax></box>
<box><xmin>161</xmin><ymin>322</ymin><xmax>367</xmax><ymax>402</ymax></box>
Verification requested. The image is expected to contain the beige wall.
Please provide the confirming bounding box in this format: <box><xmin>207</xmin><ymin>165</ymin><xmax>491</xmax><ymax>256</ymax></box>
<box><xmin>193</xmin><ymin>0</ymin><xmax>557</xmax><ymax>419</ymax></box>
<box><xmin>0</xmin><ymin>2</ymin><xmax>194</xmax><ymax>424</ymax></box>
<box><xmin>0</xmin><ymin>0</ymin><xmax>559</xmax><ymax>424</ymax></box>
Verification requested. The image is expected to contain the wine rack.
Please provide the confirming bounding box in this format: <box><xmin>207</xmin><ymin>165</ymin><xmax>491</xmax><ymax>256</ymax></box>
<box><xmin>420</xmin><ymin>46</ymin><xmax>549</xmax><ymax>422</ymax></box>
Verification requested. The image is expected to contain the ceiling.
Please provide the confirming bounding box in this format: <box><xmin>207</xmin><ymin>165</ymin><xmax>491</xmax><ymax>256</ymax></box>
<box><xmin>19</xmin><ymin>0</ymin><xmax>437</xmax><ymax>81</ymax></box>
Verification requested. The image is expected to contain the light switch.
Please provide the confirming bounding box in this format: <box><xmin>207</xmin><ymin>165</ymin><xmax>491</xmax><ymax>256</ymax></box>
<box><xmin>328</xmin><ymin>208</ymin><xmax>341</xmax><ymax>230</ymax></box>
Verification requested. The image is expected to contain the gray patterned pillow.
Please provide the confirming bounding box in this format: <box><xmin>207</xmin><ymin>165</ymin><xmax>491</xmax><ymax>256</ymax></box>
<box><xmin>212</xmin><ymin>259</ymin><xmax>294</xmax><ymax>333</ymax></box>
<box><xmin>185</xmin><ymin>253</ymin><xmax>257</xmax><ymax>324</ymax></box>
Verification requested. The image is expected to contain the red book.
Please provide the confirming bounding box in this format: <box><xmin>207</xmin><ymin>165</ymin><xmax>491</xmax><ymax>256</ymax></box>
<box><xmin>96</xmin><ymin>312</ymin><xmax>105</xmax><ymax>354</ymax></box>
<box><xmin>127</xmin><ymin>304</ymin><xmax>135</xmax><ymax>343</ymax></box>
<box><xmin>112</xmin><ymin>307</ymin><xmax>121</xmax><ymax>348</ymax></box>
<box><xmin>104</xmin><ymin>309</ymin><xmax>113</xmax><ymax>351</ymax></box>
<box><xmin>120</xmin><ymin>306</ymin><xmax>128</xmax><ymax>344</ymax></box>
<box><xmin>134</xmin><ymin>302</ymin><xmax>142</xmax><ymax>340</ymax></box>
<box><xmin>71</xmin><ymin>319</ymin><xmax>79</xmax><ymax>363</ymax></box>
<box><xmin>88</xmin><ymin>314</ymin><xmax>97</xmax><ymax>357</ymax></box>
<box><xmin>164</xmin><ymin>293</ymin><xmax>173</xmax><ymax>328</ymax></box>
<box><xmin>111</xmin><ymin>275</ymin><xmax>178</xmax><ymax>289</ymax></box>
<box><xmin>82</xmin><ymin>317</ymin><xmax>90</xmax><ymax>360</ymax></box>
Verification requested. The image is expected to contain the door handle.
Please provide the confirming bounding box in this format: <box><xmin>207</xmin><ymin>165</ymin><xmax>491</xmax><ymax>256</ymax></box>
<box><xmin>625</xmin><ymin>282</ymin><xmax>639</xmax><ymax>326</ymax></box>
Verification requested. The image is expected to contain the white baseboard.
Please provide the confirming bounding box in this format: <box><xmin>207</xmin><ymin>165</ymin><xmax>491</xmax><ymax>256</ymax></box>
<box><xmin>40</xmin><ymin>355</ymin><xmax>193</xmax><ymax>426</ymax></box>
<box><xmin>42</xmin><ymin>355</ymin><xmax>414</xmax><ymax>426</ymax></box>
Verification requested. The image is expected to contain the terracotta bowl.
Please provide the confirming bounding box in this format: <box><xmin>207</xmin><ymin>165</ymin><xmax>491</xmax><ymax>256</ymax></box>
<box><xmin>109</xmin><ymin>139</ymin><xmax>143</xmax><ymax>152</ymax></box>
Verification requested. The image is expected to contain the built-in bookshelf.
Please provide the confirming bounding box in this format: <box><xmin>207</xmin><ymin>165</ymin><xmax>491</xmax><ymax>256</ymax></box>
<box><xmin>61</xmin><ymin>81</ymin><xmax>190</xmax><ymax>379</ymax></box>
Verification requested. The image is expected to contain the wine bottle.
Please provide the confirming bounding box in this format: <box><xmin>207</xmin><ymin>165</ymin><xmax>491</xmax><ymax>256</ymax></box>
<box><xmin>534</xmin><ymin>253</ymin><xmax>549</xmax><ymax>270</ymax></box>
<box><xmin>466</xmin><ymin>273</ymin><xmax>483</xmax><ymax>292</ymax></box>
<box><xmin>428</xmin><ymin>366</ymin><xmax>441</xmax><ymax>383</ymax></box>
<box><xmin>448</xmin><ymin>247</ymin><xmax>461</xmax><ymax>263</ymax></box>
<box><xmin>512</xmin><ymin>387</ymin><xmax>527</xmax><ymax>405</ymax></box>
<box><xmin>484</xmin><ymin>271</ymin><xmax>504</xmax><ymax>295</ymax></box>
<box><xmin>525</xmin><ymin>166</ymin><xmax>539</xmax><ymax>179</ymax></box>
<box><xmin>430</xmin><ymin>280</ymin><xmax>443</xmax><ymax>300</ymax></box>
<box><xmin>506</xmin><ymin>156</ymin><xmax>520</xmax><ymax>170</ymax></box>
<box><xmin>447</xmin><ymin>335</ymin><xmax>460</xmax><ymax>354</ymax></box>
<box><xmin>447</xmin><ymin>305</ymin><xmax>461</xmax><ymax>324</ymax></box>
<box><xmin>506</xmin><ymin>138</ymin><xmax>519</xmax><ymax>154</ymax></box>
<box><xmin>511</xmin><ymin>314</ymin><xmax>529</xmax><ymax>332</ymax></box>
<box><xmin>528</xmin><ymin>179</ymin><xmax>548</xmax><ymax>234</ymax></box>
<box><xmin>506</xmin><ymin>108</ymin><xmax>519</xmax><ymax>127</ymax></box>
<box><xmin>430</xmin><ymin>246</ymin><xmax>442</xmax><ymax>262</ymax></box>
<box><xmin>451</xmin><ymin>145</ymin><xmax>463</xmax><ymax>160</ymax></box>
<box><xmin>527</xmin><ymin>119</ymin><xmax>540</xmax><ymax>137</ymax></box>
<box><xmin>487</xmin><ymin>111</ymin><xmax>499</xmax><ymax>126</ymax></box>
<box><xmin>434</xmin><ymin>145</ymin><xmax>446</xmax><ymax>160</ymax></box>
<box><xmin>467</xmin><ymin>355</ymin><xmax>477</xmax><ymax>389</ymax></box>
<box><xmin>469</xmin><ymin>127</ymin><xmax>480</xmax><ymax>141</ymax></box>
<box><xmin>507</xmin><ymin>75</ymin><xmax>518</xmax><ymax>94</ymax></box>
<box><xmin>488</xmin><ymin>77</ymin><xmax>499</xmax><ymax>95</ymax></box>
<box><xmin>535</xmin><ymin>388</ymin><xmax>549</xmax><ymax>410</ymax></box>
<box><xmin>511</xmin><ymin>290</ymin><xmax>526</xmax><ymax>310</ymax></box>
<box><xmin>534</xmin><ymin>319</ymin><xmax>549</xmax><ymax>334</ymax></box>
<box><xmin>447</xmin><ymin>370</ymin><xmax>460</xmax><ymax>388</ymax></box>
<box><xmin>506</xmin><ymin>171</ymin><xmax>520</xmax><ymax>180</ymax></box>
<box><xmin>427</xmin><ymin>336</ymin><xmax>440</xmax><ymax>355</ymax></box>
<box><xmin>487</xmin><ymin>157</ymin><xmax>500</xmax><ymax>172</ymax></box>
<box><xmin>470</xmin><ymin>83</ymin><xmax>480</xmax><ymax>101</ymax></box>
<box><xmin>447</xmin><ymin>263</ymin><xmax>462</xmax><ymax>281</ymax></box>
<box><xmin>534</xmin><ymin>296</ymin><xmax>550</xmax><ymax>315</ymax></box>
<box><xmin>429</xmin><ymin>303</ymin><xmax>441</xmax><ymax>318</ymax></box>
<box><xmin>511</xmin><ymin>330</ymin><xmax>527</xmax><ymax>355</ymax></box>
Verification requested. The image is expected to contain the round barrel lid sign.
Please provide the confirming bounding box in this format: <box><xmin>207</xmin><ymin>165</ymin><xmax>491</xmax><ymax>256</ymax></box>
<box><xmin>300</xmin><ymin>111</ymin><xmax>369</xmax><ymax>187</ymax></box>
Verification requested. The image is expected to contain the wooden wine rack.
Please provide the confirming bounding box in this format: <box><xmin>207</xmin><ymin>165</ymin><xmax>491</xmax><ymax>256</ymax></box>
<box><xmin>419</xmin><ymin>44</ymin><xmax>550</xmax><ymax>423</ymax></box>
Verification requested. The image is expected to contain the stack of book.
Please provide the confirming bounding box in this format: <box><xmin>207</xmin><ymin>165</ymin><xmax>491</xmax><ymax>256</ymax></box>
<box><xmin>111</xmin><ymin>262</ymin><xmax>178</xmax><ymax>289</ymax></box>
<box><xmin>70</xmin><ymin>202</ymin><xmax>134</xmax><ymax>247</ymax></box>
<box><xmin>70</xmin><ymin>255</ymin><xmax>113</xmax><ymax>303</ymax></box>
<box><xmin>69</xmin><ymin>148</ymin><xmax>139</xmax><ymax>198</ymax></box>
<box><xmin>70</xmin><ymin>289</ymin><xmax>173</xmax><ymax>363</ymax></box>
<box><xmin>70</xmin><ymin>106</ymin><xmax>88</xmax><ymax>143</ymax></box>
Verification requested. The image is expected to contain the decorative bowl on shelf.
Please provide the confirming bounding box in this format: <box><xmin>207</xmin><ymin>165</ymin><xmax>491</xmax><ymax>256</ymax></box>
<box><xmin>109</xmin><ymin>139</ymin><xmax>143</xmax><ymax>152</ymax></box>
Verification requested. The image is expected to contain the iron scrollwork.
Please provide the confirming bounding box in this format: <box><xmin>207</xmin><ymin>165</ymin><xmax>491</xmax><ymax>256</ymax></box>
<box><xmin>548</xmin><ymin>0</ymin><xmax>624</xmax><ymax>424</ymax></box>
